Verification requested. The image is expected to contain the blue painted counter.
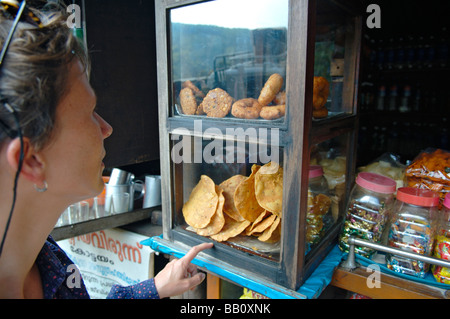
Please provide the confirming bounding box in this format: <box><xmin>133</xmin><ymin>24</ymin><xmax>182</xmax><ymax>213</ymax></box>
<box><xmin>141</xmin><ymin>235</ymin><xmax>345</xmax><ymax>299</ymax></box>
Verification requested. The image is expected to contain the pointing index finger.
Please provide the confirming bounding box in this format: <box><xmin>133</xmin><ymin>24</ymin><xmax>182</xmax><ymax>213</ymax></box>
<box><xmin>181</xmin><ymin>242</ymin><xmax>214</xmax><ymax>264</ymax></box>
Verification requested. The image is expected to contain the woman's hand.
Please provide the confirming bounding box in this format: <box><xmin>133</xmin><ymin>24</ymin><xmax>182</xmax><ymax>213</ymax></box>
<box><xmin>154</xmin><ymin>242</ymin><xmax>214</xmax><ymax>298</ymax></box>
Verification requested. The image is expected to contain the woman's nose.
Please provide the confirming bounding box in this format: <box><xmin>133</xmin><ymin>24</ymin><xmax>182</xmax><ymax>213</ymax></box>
<box><xmin>95</xmin><ymin>112</ymin><xmax>113</xmax><ymax>139</ymax></box>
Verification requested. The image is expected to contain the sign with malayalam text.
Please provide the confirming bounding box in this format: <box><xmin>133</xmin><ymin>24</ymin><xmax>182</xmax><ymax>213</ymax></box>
<box><xmin>58</xmin><ymin>228</ymin><xmax>154</xmax><ymax>299</ymax></box>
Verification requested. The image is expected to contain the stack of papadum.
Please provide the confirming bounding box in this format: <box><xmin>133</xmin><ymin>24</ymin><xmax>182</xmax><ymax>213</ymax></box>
<box><xmin>182</xmin><ymin>162</ymin><xmax>283</xmax><ymax>244</ymax></box>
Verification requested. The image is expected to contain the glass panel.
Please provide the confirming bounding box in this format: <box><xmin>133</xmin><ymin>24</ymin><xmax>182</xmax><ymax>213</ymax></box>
<box><xmin>313</xmin><ymin>0</ymin><xmax>356</xmax><ymax>119</ymax></box>
<box><xmin>307</xmin><ymin>134</ymin><xmax>349</xmax><ymax>254</ymax></box>
<box><xmin>170</xmin><ymin>131</ymin><xmax>283</xmax><ymax>262</ymax></box>
<box><xmin>170</xmin><ymin>0</ymin><xmax>288</xmax><ymax>122</ymax></box>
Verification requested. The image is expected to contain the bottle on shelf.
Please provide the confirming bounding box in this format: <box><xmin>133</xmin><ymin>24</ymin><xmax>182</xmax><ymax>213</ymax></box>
<box><xmin>386</xmin><ymin>37</ymin><xmax>395</xmax><ymax>70</ymax></box>
<box><xmin>376</xmin><ymin>39</ymin><xmax>385</xmax><ymax>71</ymax></box>
<box><xmin>412</xmin><ymin>84</ymin><xmax>421</xmax><ymax>112</ymax></box>
<box><xmin>405</xmin><ymin>35</ymin><xmax>415</xmax><ymax>69</ymax></box>
<box><xmin>376</xmin><ymin>85</ymin><xmax>386</xmax><ymax>111</ymax></box>
<box><xmin>398</xmin><ymin>85</ymin><xmax>411</xmax><ymax>113</ymax></box>
<box><xmin>424</xmin><ymin>35</ymin><xmax>436</xmax><ymax>69</ymax></box>
<box><xmin>415</xmin><ymin>35</ymin><xmax>426</xmax><ymax>69</ymax></box>
<box><xmin>395</xmin><ymin>36</ymin><xmax>405</xmax><ymax>70</ymax></box>
<box><xmin>436</xmin><ymin>27</ymin><xmax>449</xmax><ymax>68</ymax></box>
<box><xmin>388</xmin><ymin>84</ymin><xmax>398</xmax><ymax>111</ymax></box>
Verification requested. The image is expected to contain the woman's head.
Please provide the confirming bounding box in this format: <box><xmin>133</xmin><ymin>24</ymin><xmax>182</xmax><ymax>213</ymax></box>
<box><xmin>0</xmin><ymin>2</ymin><xmax>89</xmax><ymax>150</ymax></box>
<box><xmin>0</xmin><ymin>2</ymin><xmax>112</xmax><ymax>201</ymax></box>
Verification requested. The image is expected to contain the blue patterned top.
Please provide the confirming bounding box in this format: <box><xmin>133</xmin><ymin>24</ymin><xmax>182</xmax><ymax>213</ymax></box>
<box><xmin>36</xmin><ymin>237</ymin><xmax>160</xmax><ymax>299</ymax></box>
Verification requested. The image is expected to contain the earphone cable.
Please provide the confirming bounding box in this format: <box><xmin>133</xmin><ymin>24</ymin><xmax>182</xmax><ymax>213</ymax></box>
<box><xmin>0</xmin><ymin>108</ymin><xmax>24</xmax><ymax>258</ymax></box>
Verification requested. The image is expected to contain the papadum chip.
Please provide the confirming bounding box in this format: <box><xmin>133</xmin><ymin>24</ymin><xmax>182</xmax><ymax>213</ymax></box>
<box><xmin>219</xmin><ymin>175</ymin><xmax>246</xmax><ymax>222</ymax></box>
<box><xmin>255</xmin><ymin>162</ymin><xmax>283</xmax><ymax>216</ymax></box>
<box><xmin>210</xmin><ymin>215</ymin><xmax>251</xmax><ymax>242</ymax></box>
<box><xmin>196</xmin><ymin>186</ymin><xmax>225</xmax><ymax>236</ymax></box>
<box><xmin>246</xmin><ymin>212</ymin><xmax>277</xmax><ymax>236</ymax></box>
<box><xmin>258</xmin><ymin>216</ymin><xmax>281</xmax><ymax>243</ymax></box>
<box><xmin>182</xmin><ymin>175</ymin><xmax>218</xmax><ymax>229</ymax></box>
<box><xmin>234</xmin><ymin>165</ymin><xmax>265</xmax><ymax>222</ymax></box>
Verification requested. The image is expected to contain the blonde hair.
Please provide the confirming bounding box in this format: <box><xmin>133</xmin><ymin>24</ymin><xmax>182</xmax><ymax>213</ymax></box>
<box><xmin>0</xmin><ymin>3</ymin><xmax>89</xmax><ymax>150</ymax></box>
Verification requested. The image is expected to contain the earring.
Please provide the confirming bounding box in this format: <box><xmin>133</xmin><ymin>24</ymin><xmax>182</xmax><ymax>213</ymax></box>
<box><xmin>34</xmin><ymin>181</ymin><xmax>48</xmax><ymax>193</ymax></box>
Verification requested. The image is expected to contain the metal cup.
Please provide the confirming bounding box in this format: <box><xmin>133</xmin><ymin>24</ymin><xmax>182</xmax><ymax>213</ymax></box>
<box><xmin>105</xmin><ymin>192</ymin><xmax>130</xmax><ymax>215</ymax></box>
<box><xmin>109</xmin><ymin>168</ymin><xmax>134</xmax><ymax>185</ymax></box>
<box><xmin>105</xmin><ymin>180</ymin><xmax>144</xmax><ymax>212</ymax></box>
<box><xmin>143</xmin><ymin>175</ymin><xmax>161</xmax><ymax>208</ymax></box>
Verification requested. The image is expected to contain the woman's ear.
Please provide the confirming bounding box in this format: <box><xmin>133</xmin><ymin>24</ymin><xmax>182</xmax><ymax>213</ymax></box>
<box><xmin>5</xmin><ymin>137</ymin><xmax>46</xmax><ymax>185</ymax></box>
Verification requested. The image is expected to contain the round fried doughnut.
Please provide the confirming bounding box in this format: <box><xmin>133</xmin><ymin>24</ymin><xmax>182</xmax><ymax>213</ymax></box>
<box><xmin>260</xmin><ymin>105</ymin><xmax>285</xmax><ymax>120</ymax></box>
<box><xmin>202</xmin><ymin>88</ymin><xmax>233</xmax><ymax>118</ymax></box>
<box><xmin>273</xmin><ymin>91</ymin><xmax>286</xmax><ymax>105</ymax></box>
<box><xmin>182</xmin><ymin>80</ymin><xmax>205</xmax><ymax>98</ymax></box>
<box><xmin>231</xmin><ymin>98</ymin><xmax>262</xmax><ymax>119</ymax></box>
<box><xmin>179</xmin><ymin>87</ymin><xmax>197</xmax><ymax>115</ymax></box>
<box><xmin>313</xmin><ymin>94</ymin><xmax>327</xmax><ymax>110</ymax></box>
<box><xmin>196</xmin><ymin>102</ymin><xmax>205</xmax><ymax>115</ymax></box>
<box><xmin>313</xmin><ymin>107</ymin><xmax>328</xmax><ymax>119</ymax></box>
<box><xmin>313</xmin><ymin>76</ymin><xmax>330</xmax><ymax>110</ymax></box>
<box><xmin>314</xmin><ymin>76</ymin><xmax>329</xmax><ymax>92</ymax></box>
<box><xmin>258</xmin><ymin>73</ymin><xmax>284</xmax><ymax>106</ymax></box>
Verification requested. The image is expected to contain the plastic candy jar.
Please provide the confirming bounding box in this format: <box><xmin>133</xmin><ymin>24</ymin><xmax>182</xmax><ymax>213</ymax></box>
<box><xmin>306</xmin><ymin>166</ymin><xmax>332</xmax><ymax>244</ymax></box>
<box><xmin>386</xmin><ymin>187</ymin><xmax>440</xmax><ymax>278</ymax></box>
<box><xmin>432</xmin><ymin>193</ymin><xmax>450</xmax><ymax>283</ymax></box>
<box><xmin>339</xmin><ymin>172</ymin><xmax>396</xmax><ymax>257</ymax></box>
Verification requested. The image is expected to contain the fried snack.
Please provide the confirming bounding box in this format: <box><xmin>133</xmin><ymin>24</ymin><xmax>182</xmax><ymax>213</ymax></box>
<box><xmin>319</xmin><ymin>156</ymin><xmax>346</xmax><ymax>192</ymax></box>
<box><xmin>407</xmin><ymin>177</ymin><xmax>450</xmax><ymax>196</ymax></box>
<box><xmin>273</xmin><ymin>91</ymin><xmax>286</xmax><ymax>105</ymax></box>
<box><xmin>312</xmin><ymin>107</ymin><xmax>328</xmax><ymax>119</ymax></box>
<box><xmin>179</xmin><ymin>87</ymin><xmax>198</xmax><ymax>115</ymax></box>
<box><xmin>196</xmin><ymin>187</ymin><xmax>225</xmax><ymax>236</ymax></box>
<box><xmin>219</xmin><ymin>175</ymin><xmax>247</xmax><ymax>222</ymax></box>
<box><xmin>246</xmin><ymin>212</ymin><xmax>277</xmax><ymax>236</ymax></box>
<box><xmin>202</xmin><ymin>88</ymin><xmax>234</xmax><ymax>118</ymax></box>
<box><xmin>260</xmin><ymin>105</ymin><xmax>285</xmax><ymax>120</ymax></box>
<box><xmin>405</xmin><ymin>149</ymin><xmax>450</xmax><ymax>184</ymax></box>
<box><xmin>313</xmin><ymin>76</ymin><xmax>330</xmax><ymax>110</ymax></box>
<box><xmin>313</xmin><ymin>193</ymin><xmax>332</xmax><ymax>216</ymax></box>
<box><xmin>306</xmin><ymin>189</ymin><xmax>323</xmax><ymax>243</ymax></box>
<box><xmin>258</xmin><ymin>73</ymin><xmax>284</xmax><ymax>106</ymax></box>
<box><xmin>245</xmin><ymin>211</ymin><xmax>270</xmax><ymax>234</ymax></box>
<box><xmin>405</xmin><ymin>149</ymin><xmax>450</xmax><ymax>204</ymax></box>
<box><xmin>254</xmin><ymin>162</ymin><xmax>283</xmax><ymax>216</ymax></box>
<box><xmin>234</xmin><ymin>165</ymin><xmax>265</xmax><ymax>222</ymax></box>
<box><xmin>258</xmin><ymin>216</ymin><xmax>281</xmax><ymax>243</ymax></box>
<box><xmin>196</xmin><ymin>102</ymin><xmax>205</xmax><ymax>115</ymax></box>
<box><xmin>231</xmin><ymin>98</ymin><xmax>262</xmax><ymax>119</ymax></box>
<box><xmin>182</xmin><ymin>175</ymin><xmax>218</xmax><ymax>228</ymax></box>
<box><xmin>182</xmin><ymin>80</ymin><xmax>205</xmax><ymax>98</ymax></box>
<box><xmin>210</xmin><ymin>215</ymin><xmax>251</xmax><ymax>242</ymax></box>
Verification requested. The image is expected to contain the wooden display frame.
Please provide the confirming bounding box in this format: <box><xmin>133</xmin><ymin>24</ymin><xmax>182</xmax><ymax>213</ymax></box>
<box><xmin>155</xmin><ymin>0</ymin><xmax>362</xmax><ymax>290</ymax></box>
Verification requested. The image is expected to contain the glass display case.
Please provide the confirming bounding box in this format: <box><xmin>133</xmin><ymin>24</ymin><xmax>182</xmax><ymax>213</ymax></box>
<box><xmin>154</xmin><ymin>0</ymin><xmax>361</xmax><ymax>290</ymax></box>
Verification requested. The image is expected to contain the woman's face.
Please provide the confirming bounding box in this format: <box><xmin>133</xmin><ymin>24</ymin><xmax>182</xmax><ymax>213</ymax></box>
<box><xmin>40</xmin><ymin>59</ymin><xmax>113</xmax><ymax>203</ymax></box>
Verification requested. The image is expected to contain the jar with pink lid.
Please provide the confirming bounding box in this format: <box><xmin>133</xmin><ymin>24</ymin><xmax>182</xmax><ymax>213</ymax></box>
<box><xmin>306</xmin><ymin>165</ymin><xmax>332</xmax><ymax>244</ymax></box>
<box><xmin>432</xmin><ymin>193</ymin><xmax>450</xmax><ymax>283</ymax></box>
<box><xmin>338</xmin><ymin>172</ymin><xmax>397</xmax><ymax>257</ymax></box>
<box><xmin>386</xmin><ymin>187</ymin><xmax>440</xmax><ymax>278</ymax></box>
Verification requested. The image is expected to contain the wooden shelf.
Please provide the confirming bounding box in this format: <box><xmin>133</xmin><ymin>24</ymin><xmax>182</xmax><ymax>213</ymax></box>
<box><xmin>51</xmin><ymin>207</ymin><xmax>160</xmax><ymax>241</ymax></box>
<box><xmin>331</xmin><ymin>266</ymin><xmax>450</xmax><ymax>299</ymax></box>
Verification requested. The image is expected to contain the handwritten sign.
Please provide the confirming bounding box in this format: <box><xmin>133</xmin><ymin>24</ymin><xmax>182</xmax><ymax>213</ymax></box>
<box><xmin>58</xmin><ymin>228</ymin><xmax>154</xmax><ymax>299</ymax></box>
